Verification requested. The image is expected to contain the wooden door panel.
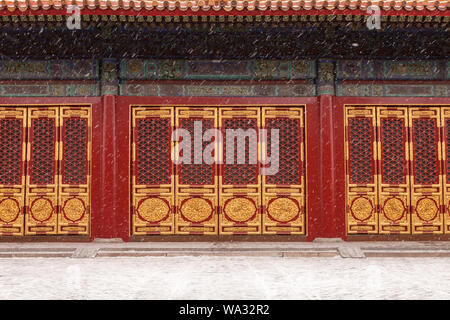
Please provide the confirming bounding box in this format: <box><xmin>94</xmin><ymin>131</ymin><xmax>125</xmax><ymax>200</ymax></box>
<box><xmin>345</xmin><ymin>107</ymin><xmax>378</xmax><ymax>234</ymax></box>
<box><xmin>262</xmin><ymin>107</ymin><xmax>305</xmax><ymax>235</ymax></box>
<box><xmin>409</xmin><ymin>107</ymin><xmax>444</xmax><ymax>234</ymax></box>
<box><xmin>175</xmin><ymin>107</ymin><xmax>218</xmax><ymax>235</ymax></box>
<box><xmin>377</xmin><ymin>107</ymin><xmax>411</xmax><ymax>234</ymax></box>
<box><xmin>219</xmin><ymin>108</ymin><xmax>261</xmax><ymax>235</ymax></box>
<box><xmin>0</xmin><ymin>108</ymin><xmax>26</xmax><ymax>236</ymax></box>
<box><xmin>131</xmin><ymin>107</ymin><xmax>175</xmax><ymax>235</ymax></box>
<box><xmin>57</xmin><ymin>107</ymin><xmax>91</xmax><ymax>235</ymax></box>
<box><xmin>25</xmin><ymin>107</ymin><xmax>59</xmax><ymax>235</ymax></box>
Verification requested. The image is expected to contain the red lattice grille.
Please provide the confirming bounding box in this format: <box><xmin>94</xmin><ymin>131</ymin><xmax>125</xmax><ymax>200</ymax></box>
<box><xmin>0</xmin><ymin>119</ymin><xmax>22</xmax><ymax>185</ymax></box>
<box><xmin>30</xmin><ymin>118</ymin><xmax>56</xmax><ymax>185</ymax></box>
<box><xmin>348</xmin><ymin>117</ymin><xmax>374</xmax><ymax>184</ymax></box>
<box><xmin>178</xmin><ymin>118</ymin><xmax>214</xmax><ymax>185</ymax></box>
<box><xmin>380</xmin><ymin>118</ymin><xmax>406</xmax><ymax>185</ymax></box>
<box><xmin>62</xmin><ymin>118</ymin><xmax>88</xmax><ymax>185</ymax></box>
<box><xmin>135</xmin><ymin>118</ymin><xmax>171</xmax><ymax>185</ymax></box>
<box><xmin>412</xmin><ymin>118</ymin><xmax>438</xmax><ymax>185</ymax></box>
<box><xmin>223</xmin><ymin>118</ymin><xmax>258</xmax><ymax>185</ymax></box>
<box><xmin>266</xmin><ymin>118</ymin><xmax>302</xmax><ymax>185</ymax></box>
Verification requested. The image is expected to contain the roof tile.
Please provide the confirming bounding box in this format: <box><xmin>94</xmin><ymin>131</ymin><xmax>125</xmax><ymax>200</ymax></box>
<box><xmin>0</xmin><ymin>0</ymin><xmax>448</xmax><ymax>12</ymax></box>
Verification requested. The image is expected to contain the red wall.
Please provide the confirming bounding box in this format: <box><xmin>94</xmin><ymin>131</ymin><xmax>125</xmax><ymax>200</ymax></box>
<box><xmin>1</xmin><ymin>95</ymin><xmax>449</xmax><ymax>241</ymax></box>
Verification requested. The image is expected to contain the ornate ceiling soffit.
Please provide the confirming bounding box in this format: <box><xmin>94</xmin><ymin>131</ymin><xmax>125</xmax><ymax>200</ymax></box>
<box><xmin>0</xmin><ymin>0</ymin><xmax>448</xmax><ymax>13</ymax></box>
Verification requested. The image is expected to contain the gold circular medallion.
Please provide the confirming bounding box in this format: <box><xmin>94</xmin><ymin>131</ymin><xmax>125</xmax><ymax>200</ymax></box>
<box><xmin>224</xmin><ymin>197</ymin><xmax>256</xmax><ymax>222</ymax></box>
<box><xmin>267</xmin><ymin>197</ymin><xmax>299</xmax><ymax>222</ymax></box>
<box><xmin>416</xmin><ymin>198</ymin><xmax>438</xmax><ymax>221</ymax></box>
<box><xmin>0</xmin><ymin>198</ymin><xmax>20</xmax><ymax>223</ymax></box>
<box><xmin>63</xmin><ymin>198</ymin><xmax>86</xmax><ymax>222</ymax></box>
<box><xmin>31</xmin><ymin>198</ymin><xmax>53</xmax><ymax>222</ymax></box>
<box><xmin>138</xmin><ymin>197</ymin><xmax>170</xmax><ymax>222</ymax></box>
<box><xmin>383</xmin><ymin>198</ymin><xmax>405</xmax><ymax>222</ymax></box>
<box><xmin>350</xmin><ymin>197</ymin><xmax>373</xmax><ymax>221</ymax></box>
<box><xmin>180</xmin><ymin>197</ymin><xmax>212</xmax><ymax>223</ymax></box>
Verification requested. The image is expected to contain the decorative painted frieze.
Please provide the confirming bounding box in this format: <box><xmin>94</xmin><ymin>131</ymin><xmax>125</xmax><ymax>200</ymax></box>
<box><xmin>101</xmin><ymin>59</ymin><xmax>119</xmax><ymax>95</ymax></box>
<box><xmin>336</xmin><ymin>60</ymin><xmax>449</xmax><ymax>80</ymax></box>
<box><xmin>0</xmin><ymin>82</ymin><xmax>100</xmax><ymax>97</ymax></box>
<box><xmin>0</xmin><ymin>60</ymin><xmax>99</xmax><ymax>80</ymax></box>
<box><xmin>0</xmin><ymin>58</ymin><xmax>448</xmax><ymax>97</ymax></box>
<box><xmin>337</xmin><ymin>83</ymin><xmax>449</xmax><ymax>97</ymax></box>
<box><xmin>120</xmin><ymin>60</ymin><xmax>316</xmax><ymax>81</ymax></box>
<box><xmin>317</xmin><ymin>60</ymin><xmax>335</xmax><ymax>95</ymax></box>
<box><xmin>120</xmin><ymin>82</ymin><xmax>316</xmax><ymax>97</ymax></box>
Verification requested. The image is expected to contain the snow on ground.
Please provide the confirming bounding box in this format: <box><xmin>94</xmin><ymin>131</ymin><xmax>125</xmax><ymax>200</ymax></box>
<box><xmin>0</xmin><ymin>256</ymin><xmax>449</xmax><ymax>299</ymax></box>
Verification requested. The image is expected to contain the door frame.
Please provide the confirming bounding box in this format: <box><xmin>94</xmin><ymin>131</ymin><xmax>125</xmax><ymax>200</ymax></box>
<box><xmin>117</xmin><ymin>96</ymin><xmax>320</xmax><ymax>241</ymax></box>
<box><xmin>336</xmin><ymin>96</ymin><xmax>450</xmax><ymax>241</ymax></box>
<box><xmin>0</xmin><ymin>97</ymin><xmax>101</xmax><ymax>241</ymax></box>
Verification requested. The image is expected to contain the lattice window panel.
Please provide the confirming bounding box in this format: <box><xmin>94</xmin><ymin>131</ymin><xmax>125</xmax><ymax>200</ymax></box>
<box><xmin>345</xmin><ymin>107</ymin><xmax>378</xmax><ymax>234</ymax></box>
<box><xmin>0</xmin><ymin>108</ymin><xmax>26</xmax><ymax>236</ymax></box>
<box><xmin>24</xmin><ymin>107</ymin><xmax>91</xmax><ymax>236</ymax></box>
<box><xmin>219</xmin><ymin>108</ymin><xmax>261</xmax><ymax>235</ymax></box>
<box><xmin>345</xmin><ymin>105</ymin><xmax>448</xmax><ymax>236</ymax></box>
<box><xmin>178</xmin><ymin>118</ymin><xmax>215</xmax><ymax>186</ymax></box>
<box><xmin>222</xmin><ymin>118</ymin><xmax>259</xmax><ymax>185</ymax></box>
<box><xmin>135</xmin><ymin>117</ymin><xmax>172</xmax><ymax>186</ymax></box>
<box><xmin>409</xmin><ymin>108</ymin><xmax>444</xmax><ymax>234</ymax></box>
<box><xmin>262</xmin><ymin>107</ymin><xmax>305</xmax><ymax>235</ymax></box>
<box><xmin>58</xmin><ymin>107</ymin><xmax>91</xmax><ymax>235</ymax></box>
<box><xmin>175</xmin><ymin>108</ymin><xmax>218</xmax><ymax>235</ymax></box>
<box><xmin>377</xmin><ymin>108</ymin><xmax>410</xmax><ymax>234</ymax></box>
<box><xmin>131</xmin><ymin>106</ymin><xmax>309</xmax><ymax>237</ymax></box>
<box><xmin>0</xmin><ymin>106</ymin><xmax>91</xmax><ymax>237</ymax></box>
<box><xmin>25</xmin><ymin>108</ymin><xmax>59</xmax><ymax>235</ymax></box>
<box><xmin>131</xmin><ymin>107</ymin><xmax>175</xmax><ymax>235</ymax></box>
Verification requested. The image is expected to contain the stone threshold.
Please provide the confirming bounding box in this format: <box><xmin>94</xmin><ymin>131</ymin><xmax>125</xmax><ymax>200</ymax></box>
<box><xmin>0</xmin><ymin>240</ymin><xmax>450</xmax><ymax>258</ymax></box>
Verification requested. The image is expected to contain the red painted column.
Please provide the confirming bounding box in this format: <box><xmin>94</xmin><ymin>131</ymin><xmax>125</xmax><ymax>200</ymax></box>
<box><xmin>92</xmin><ymin>59</ymin><xmax>129</xmax><ymax>241</ymax></box>
<box><xmin>90</xmin><ymin>98</ymin><xmax>103</xmax><ymax>240</ymax></box>
<box><xmin>91</xmin><ymin>95</ymin><xmax>123</xmax><ymax>239</ymax></box>
<box><xmin>115</xmin><ymin>97</ymin><xmax>131</xmax><ymax>241</ymax></box>
<box><xmin>318</xmin><ymin>95</ymin><xmax>346</xmax><ymax>239</ymax></box>
<box><xmin>332</xmin><ymin>97</ymin><xmax>347</xmax><ymax>239</ymax></box>
<box><xmin>315</xmin><ymin>60</ymin><xmax>346</xmax><ymax>240</ymax></box>
<box><xmin>306</xmin><ymin>100</ymin><xmax>322</xmax><ymax>241</ymax></box>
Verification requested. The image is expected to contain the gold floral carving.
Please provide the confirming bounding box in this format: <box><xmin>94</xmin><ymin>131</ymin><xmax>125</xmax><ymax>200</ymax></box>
<box><xmin>224</xmin><ymin>197</ymin><xmax>256</xmax><ymax>222</ymax></box>
<box><xmin>138</xmin><ymin>197</ymin><xmax>170</xmax><ymax>222</ymax></box>
<box><xmin>180</xmin><ymin>198</ymin><xmax>212</xmax><ymax>222</ymax></box>
<box><xmin>267</xmin><ymin>197</ymin><xmax>299</xmax><ymax>222</ymax></box>
<box><xmin>350</xmin><ymin>197</ymin><xmax>373</xmax><ymax>221</ymax></box>
<box><xmin>416</xmin><ymin>198</ymin><xmax>438</xmax><ymax>221</ymax></box>
<box><xmin>31</xmin><ymin>198</ymin><xmax>53</xmax><ymax>222</ymax></box>
<box><xmin>383</xmin><ymin>198</ymin><xmax>405</xmax><ymax>221</ymax></box>
<box><xmin>63</xmin><ymin>198</ymin><xmax>85</xmax><ymax>222</ymax></box>
<box><xmin>0</xmin><ymin>198</ymin><xmax>20</xmax><ymax>223</ymax></box>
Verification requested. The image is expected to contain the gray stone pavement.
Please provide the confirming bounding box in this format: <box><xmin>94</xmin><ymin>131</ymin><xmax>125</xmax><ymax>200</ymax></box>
<box><xmin>1</xmin><ymin>239</ymin><xmax>450</xmax><ymax>258</ymax></box>
<box><xmin>2</xmin><ymin>240</ymin><xmax>450</xmax><ymax>299</ymax></box>
<box><xmin>1</xmin><ymin>255</ymin><xmax>450</xmax><ymax>299</ymax></box>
